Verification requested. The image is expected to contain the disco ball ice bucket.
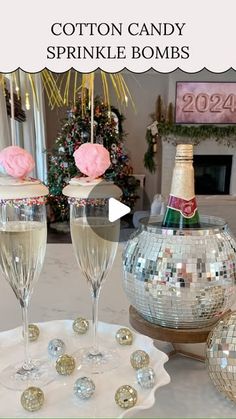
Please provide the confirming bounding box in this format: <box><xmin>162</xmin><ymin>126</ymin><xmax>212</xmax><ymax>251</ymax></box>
<box><xmin>122</xmin><ymin>215</ymin><xmax>236</xmax><ymax>329</ymax></box>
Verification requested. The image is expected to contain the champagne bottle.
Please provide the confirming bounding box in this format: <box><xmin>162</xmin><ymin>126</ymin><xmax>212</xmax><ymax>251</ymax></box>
<box><xmin>162</xmin><ymin>144</ymin><xmax>201</xmax><ymax>228</ymax></box>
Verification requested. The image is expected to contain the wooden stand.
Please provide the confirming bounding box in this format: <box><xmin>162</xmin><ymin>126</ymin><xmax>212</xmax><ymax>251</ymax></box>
<box><xmin>129</xmin><ymin>306</ymin><xmax>227</xmax><ymax>361</ymax></box>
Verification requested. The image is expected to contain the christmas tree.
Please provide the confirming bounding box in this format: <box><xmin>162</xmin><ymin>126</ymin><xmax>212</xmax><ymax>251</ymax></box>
<box><xmin>47</xmin><ymin>95</ymin><xmax>139</xmax><ymax>222</ymax></box>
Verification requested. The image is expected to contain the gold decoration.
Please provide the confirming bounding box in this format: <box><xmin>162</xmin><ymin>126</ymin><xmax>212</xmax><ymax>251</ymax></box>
<box><xmin>21</xmin><ymin>387</ymin><xmax>44</xmax><ymax>412</ymax></box>
<box><xmin>166</xmin><ymin>102</ymin><xmax>174</xmax><ymax>124</ymax></box>
<box><xmin>23</xmin><ymin>324</ymin><xmax>40</xmax><ymax>342</ymax></box>
<box><xmin>115</xmin><ymin>385</ymin><xmax>137</xmax><ymax>409</ymax></box>
<box><xmin>0</xmin><ymin>70</ymin><xmax>134</xmax><ymax>112</ymax></box>
<box><xmin>156</xmin><ymin>94</ymin><xmax>163</xmax><ymax>122</ymax></box>
<box><xmin>56</xmin><ymin>354</ymin><xmax>76</xmax><ymax>375</ymax></box>
<box><xmin>72</xmin><ymin>317</ymin><xmax>89</xmax><ymax>334</ymax></box>
<box><xmin>130</xmin><ymin>350</ymin><xmax>150</xmax><ymax>370</ymax></box>
<box><xmin>115</xmin><ymin>328</ymin><xmax>133</xmax><ymax>345</ymax></box>
<box><xmin>25</xmin><ymin>92</ymin><xmax>30</xmax><ymax>110</ymax></box>
<box><xmin>79</xmin><ymin>72</ymin><xmax>135</xmax><ymax>114</ymax></box>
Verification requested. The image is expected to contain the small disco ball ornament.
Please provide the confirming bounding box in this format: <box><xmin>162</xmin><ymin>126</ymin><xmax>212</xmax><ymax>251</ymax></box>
<box><xmin>25</xmin><ymin>324</ymin><xmax>40</xmax><ymax>342</ymax></box>
<box><xmin>206</xmin><ymin>311</ymin><xmax>236</xmax><ymax>402</ymax></box>
<box><xmin>81</xmin><ymin>131</ymin><xmax>89</xmax><ymax>141</ymax></box>
<box><xmin>136</xmin><ymin>367</ymin><xmax>156</xmax><ymax>389</ymax></box>
<box><xmin>111</xmin><ymin>143</ymin><xmax>117</xmax><ymax>152</ymax></box>
<box><xmin>115</xmin><ymin>385</ymin><xmax>137</xmax><ymax>409</ymax></box>
<box><xmin>72</xmin><ymin>317</ymin><xmax>89</xmax><ymax>335</ymax></box>
<box><xmin>74</xmin><ymin>377</ymin><xmax>96</xmax><ymax>400</ymax></box>
<box><xmin>56</xmin><ymin>354</ymin><xmax>76</xmax><ymax>376</ymax></box>
<box><xmin>130</xmin><ymin>350</ymin><xmax>150</xmax><ymax>370</ymax></box>
<box><xmin>115</xmin><ymin>328</ymin><xmax>133</xmax><ymax>346</ymax></box>
<box><xmin>48</xmin><ymin>338</ymin><xmax>65</xmax><ymax>358</ymax></box>
<box><xmin>21</xmin><ymin>387</ymin><xmax>44</xmax><ymax>412</ymax></box>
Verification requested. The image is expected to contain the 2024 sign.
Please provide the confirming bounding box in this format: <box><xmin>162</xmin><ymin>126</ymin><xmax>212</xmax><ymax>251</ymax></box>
<box><xmin>175</xmin><ymin>82</ymin><xmax>236</xmax><ymax>124</ymax></box>
<box><xmin>182</xmin><ymin>93</ymin><xmax>236</xmax><ymax>113</ymax></box>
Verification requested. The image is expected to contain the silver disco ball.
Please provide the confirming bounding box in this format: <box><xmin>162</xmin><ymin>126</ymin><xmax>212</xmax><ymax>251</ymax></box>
<box><xmin>123</xmin><ymin>215</ymin><xmax>236</xmax><ymax>329</ymax></box>
<box><xmin>206</xmin><ymin>311</ymin><xmax>236</xmax><ymax>402</ymax></box>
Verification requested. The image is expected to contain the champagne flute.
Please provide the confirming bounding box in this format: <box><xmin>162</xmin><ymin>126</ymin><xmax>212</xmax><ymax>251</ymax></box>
<box><xmin>69</xmin><ymin>198</ymin><xmax>120</xmax><ymax>373</ymax></box>
<box><xmin>0</xmin><ymin>198</ymin><xmax>54</xmax><ymax>390</ymax></box>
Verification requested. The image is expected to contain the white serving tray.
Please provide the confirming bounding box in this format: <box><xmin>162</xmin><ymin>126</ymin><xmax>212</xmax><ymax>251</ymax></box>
<box><xmin>0</xmin><ymin>320</ymin><xmax>170</xmax><ymax>418</ymax></box>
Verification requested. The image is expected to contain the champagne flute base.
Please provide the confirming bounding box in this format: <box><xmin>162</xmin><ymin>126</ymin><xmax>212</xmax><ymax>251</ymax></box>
<box><xmin>74</xmin><ymin>346</ymin><xmax>121</xmax><ymax>374</ymax></box>
<box><xmin>0</xmin><ymin>358</ymin><xmax>56</xmax><ymax>391</ymax></box>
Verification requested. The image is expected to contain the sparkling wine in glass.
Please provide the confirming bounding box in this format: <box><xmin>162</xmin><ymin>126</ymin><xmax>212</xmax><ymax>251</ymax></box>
<box><xmin>0</xmin><ymin>198</ymin><xmax>55</xmax><ymax>390</ymax></box>
<box><xmin>70</xmin><ymin>199</ymin><xmax>120</xmax><ymax>374</ymax></box>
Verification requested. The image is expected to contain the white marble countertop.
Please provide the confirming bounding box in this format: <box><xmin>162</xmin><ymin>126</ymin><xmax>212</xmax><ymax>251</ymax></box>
<box><xmin>0</xmin><ymin>243</ymin><xmax>236</xmax><ymax>418</ymax></box>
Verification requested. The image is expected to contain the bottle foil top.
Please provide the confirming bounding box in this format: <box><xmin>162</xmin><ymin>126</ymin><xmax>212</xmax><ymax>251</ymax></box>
<box><xmin>176</xmin><ymin>144</ymin><xmax>193</xmax><ymax>160</ymax></box>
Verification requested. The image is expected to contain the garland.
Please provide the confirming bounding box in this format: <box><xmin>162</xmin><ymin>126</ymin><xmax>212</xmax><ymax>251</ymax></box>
<box><xmin>144</xmin><ymin>128</ymin><xmax>156</xmax><ymax>173</ymax></box>
<box><xmin>144</xmin><ymin>121</ymin><xmax>159</xmax><ymax>173</ymax></box>
<box><xmin>144</xmin><ymin>121</ymin><xmax>236</xmax><ymax>173</ymax></box>
<box><xmin>158</xmin><ymin>123</ymin><xmax>236</xmax><ymax>144</ymax></box>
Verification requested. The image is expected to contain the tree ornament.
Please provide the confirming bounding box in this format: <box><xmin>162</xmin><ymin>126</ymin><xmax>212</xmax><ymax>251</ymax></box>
<box><xmin>115</xmin><ymin>328</ymin><xmax>133</xmax><ymax>345</ymax></box>
<box><xmin>130</xmin><ymin>350</ymin><xmax>150</xmax><ymax>370</ymax></box>
<box><xmin>74</xmin><ymin>377</ymin><xmax>96</xmax><ymax>399</ymax></box>
<box><xmin>72</xmin><ymin>317</ymin><xmax>89</xmax><ymax>334</ymax></box>
<box><xmin>48</xmin><ymin>338</ymin><xmax>65</xmax><ymax>358</ymax></box>
<box><xmin>115</xmin><ymin>385</ymin><xmax>137</xmax><ymax>409</ymax></box>
<box><xmin>21</xmin><ymin>387</ymin><xmax>44</xmax><ymax>412</ymax></box>
<box><xmin>56</xmin><ymin>354</ymin><xmax>76</xmax><ymax>375</ymax></box>
<box><xmin>136</xmin><ymin>367</ymin><xmax>156</xmax><ymax>389</ymax></box>
<box><xmin>80</xmin><ymin>131</ymin><xmax>89</xmax><ymax>141</ymax></box>
<box><xmin>95</xmin><ymin>106</ymin><xmax>101</xmax><ymax>116</ymax></box>
<box><xmin>95</xmin><ymin>134</ymin><xmax>104</xmax><ymax>145</ymax></box>
<box><xmin>58</xmin><ymin>146</ymin><xmax>65</xmax><ymax>154</ymax></box>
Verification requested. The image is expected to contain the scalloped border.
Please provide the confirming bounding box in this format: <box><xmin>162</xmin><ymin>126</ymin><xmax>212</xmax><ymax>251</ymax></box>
<box><xmin>1</xmin><ymin>66</ymin><xmax>236</xmax><ymax>75</ymax></box>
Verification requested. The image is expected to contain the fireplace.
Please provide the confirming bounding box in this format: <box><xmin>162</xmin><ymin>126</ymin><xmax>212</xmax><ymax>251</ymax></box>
<box><xmin>193</xmin><ymin>155</ymin><xmax>232</xmax><ymax>195</ymax></box>
<box><xmin>161</xmin><ymin>139</ymin><xmax>236</xmax><ymax>197</ymax></box>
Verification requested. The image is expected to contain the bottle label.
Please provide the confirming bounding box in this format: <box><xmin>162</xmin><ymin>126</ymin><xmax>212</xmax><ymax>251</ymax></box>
<box><xmin>167</xmin><ymin>195</ymin><xmax>197</xmax><ymax>218</ymax></box>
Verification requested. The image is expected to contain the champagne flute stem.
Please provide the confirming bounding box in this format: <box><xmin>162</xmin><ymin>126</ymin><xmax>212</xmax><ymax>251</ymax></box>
<box><xmin>21</xmin><ymin>301</ymin><xmax>32</xmax><ymax>371</ymax></box>
<box><xmin>91</xmin><ymin>287</ymin><xmax>101</xmax><ymax>356</ymax></box>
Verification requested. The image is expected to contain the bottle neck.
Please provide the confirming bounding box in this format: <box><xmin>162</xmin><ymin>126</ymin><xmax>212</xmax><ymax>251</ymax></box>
<box><xmin>170</xmin><ymin>160</ymin><xmax>195</xmax><ymax>201</ymax></box>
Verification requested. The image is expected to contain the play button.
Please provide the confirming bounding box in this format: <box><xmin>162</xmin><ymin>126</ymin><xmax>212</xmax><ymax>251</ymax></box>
<box><xmin>108</xmin><ymin>198</ymin><xmax>131</xmax><ymax>222</ymax></box>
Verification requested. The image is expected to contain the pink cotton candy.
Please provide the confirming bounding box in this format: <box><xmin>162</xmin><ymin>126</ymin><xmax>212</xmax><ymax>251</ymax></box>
<box><xmin>0</xmin><ymin>146</ymin><xmax>35</xmax><ymax>178</ymax></box>
<box><xmin>73</xmin><ymin>143</ymin><xmax>111</xmax><ymax>179</ymax></box>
